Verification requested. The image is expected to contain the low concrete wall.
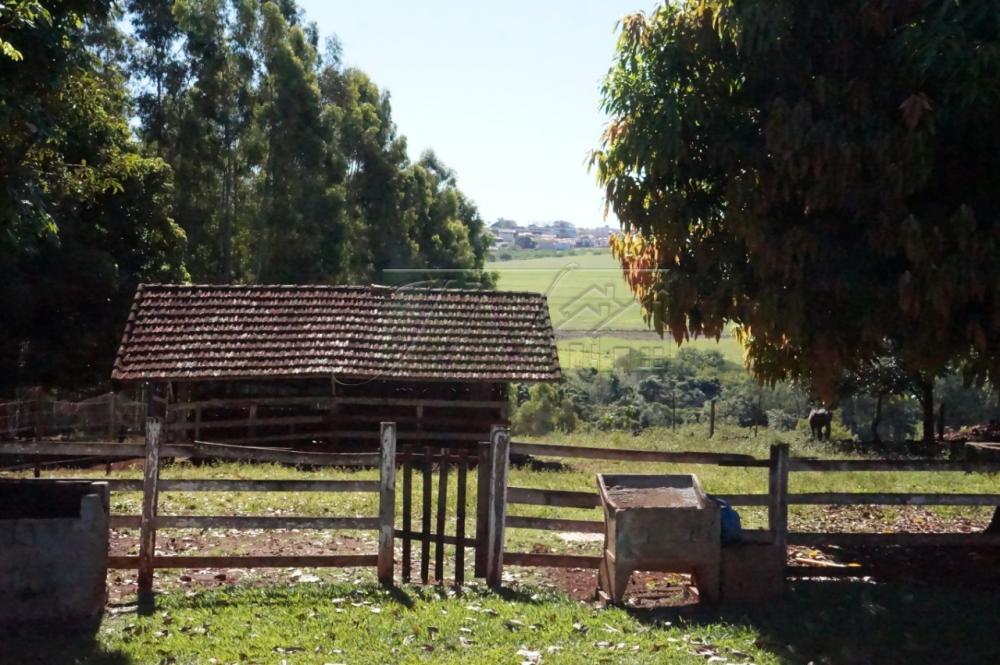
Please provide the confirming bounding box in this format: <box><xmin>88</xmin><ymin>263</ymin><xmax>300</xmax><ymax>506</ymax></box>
<box><xmin>0</xmin><ymin>481</ymin><xmax>109</xmax><ymax>630</ymax></box>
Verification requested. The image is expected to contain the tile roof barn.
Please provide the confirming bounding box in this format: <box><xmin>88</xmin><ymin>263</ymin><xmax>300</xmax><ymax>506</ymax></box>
<box><xmin>112</xmin><ymin>284</ymin><xmax>561</xmax><ymax>384</ymax></box>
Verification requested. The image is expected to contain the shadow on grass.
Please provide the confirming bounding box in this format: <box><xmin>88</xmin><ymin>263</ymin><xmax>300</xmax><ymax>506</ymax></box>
<box><xmin>0</xmin><ymin>628</ymin><xmax>131</xmax><ymax>665</ymax></box>
<box><xmin>123</xmin><ymin>581</ymin><xmax>424</xmax><ymax>614</ymax></box>
<box><xmin>631</xmin><ymin>579</ymin><xmax>1000</xmax><ymax>665</ymax></box>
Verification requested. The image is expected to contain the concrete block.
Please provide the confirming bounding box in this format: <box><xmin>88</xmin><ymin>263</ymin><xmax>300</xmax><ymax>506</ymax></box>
<box><xmin>0</xmin><ymin>480</ymin><xmax>109</xmax><ymax>632</ymax></box>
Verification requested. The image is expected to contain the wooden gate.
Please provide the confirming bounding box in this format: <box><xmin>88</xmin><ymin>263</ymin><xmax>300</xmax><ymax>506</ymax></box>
<box><xmin>396</xmin><ymin>426</ymin><xmax>509</xmax><ymax>587</ymax></box>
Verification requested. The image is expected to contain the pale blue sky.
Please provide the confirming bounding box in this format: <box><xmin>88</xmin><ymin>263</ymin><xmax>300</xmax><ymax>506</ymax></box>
<box><xmin>297</xmin><ymin>0</ymin><xmax>659</xmax><ymax>228</ymax></box>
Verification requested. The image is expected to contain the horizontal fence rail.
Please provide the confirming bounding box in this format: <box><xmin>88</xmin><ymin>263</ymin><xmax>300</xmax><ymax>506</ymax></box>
<box><xmin>510</xmin><ymin>441</ymin><xmax>765</xmax><ymax>466</ymax></box>
<box><xmin>505</xmin><ymin>515</ymin><xmax>604</xmax><ymax>533</ymax></box>
<box><xmin>107</xmin><ymin>555</ymin><xmax>378</xmax><ymax>569</ymax></box>
<box><xmin>152</xmin><ymin>516</ymin><xmax>378</xmax><ymax>530</ymax></box>
<box><xmin>192</xmin><ymin>441</ymin><xmax>379</xmax><ymax>466</ymax></box>
<box><xmin>169</xmin><ymin>396</ymin><xmax>506</xmax><ymax>411</ymax></box>
<box><xmin>788</xmin><ymin>532</ymin><xmax>1000</xmax><ymax>547</ymax></box>
<box><xmin>0</xmin><ymin>439</ymin><xmax>381</xmax><ymax>466</ymax></box>
<box><xmin>789</xmin><ymin>459</ymin><xmax>1000</xmax><ymax>472</ymax></box>
<box><xmin>498</xmin><ymin>441</ymin><xmax>1000</xmax><ymax>585</ymax></box>
<box><xmin>509</xmin><ymin>490</ymin><xmax>1000</xmax><ymax>509</ymax></box>
<box><xmin>27</xmin><ymin>478</ymin><xmax>380</xmax><ymax>493</ymax></box>
<box><xmin>110</xmin><ymin>516</ymin><xmax>378</xmax><ymax>530</ymax></box>
<box><xmin>503</xmin><ymin>552</ymin><xmax>603</xmax><ymax>569</ymax></box>
<box><xmin>508</xmin><ymin>487</ymin><xmax>600</xmax><ymax>508</ymax></box>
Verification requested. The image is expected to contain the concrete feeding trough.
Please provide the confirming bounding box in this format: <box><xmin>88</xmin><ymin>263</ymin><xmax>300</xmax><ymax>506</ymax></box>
<box><xmin>0</xmin><ymin>480</ymin><xmax>110</xmax><ymax>631</ymax></box>
<box><xmin>596</xmin><ymin>473</ymin><xmax>720</xmax><ymax>605</ymax></box>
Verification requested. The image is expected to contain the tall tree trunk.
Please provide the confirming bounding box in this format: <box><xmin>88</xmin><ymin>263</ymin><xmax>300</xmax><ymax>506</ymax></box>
<box><xmin>920</xmin><ymin>380</ymin><xmax>935</xmax><ymax>444</ymax></box>
<box><xmin>222</xmin><ymin>122</ymin><xmax>233</xmax><ymax>282</ymax></box>
<box><xmin>871</xmin><ymin>392</ymin><xmax>883</xmax><ymax>443</ymax></box>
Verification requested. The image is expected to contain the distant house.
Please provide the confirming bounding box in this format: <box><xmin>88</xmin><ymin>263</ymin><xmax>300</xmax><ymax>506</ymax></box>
<box><xmin>534</xmin><ymin>235</ymin><xmax>560</xmax><ymax>250</ymax></box>
<box><xmin>515</xmin><ymin>234</ymin><xmax>537</xmax><ymax>249</ymax></box>
<box><xmin>490</xmin><ymin>227</ymin><xmax>517</xmax><ymax>247</ymax></box>
<box><xmin>552</xmin><ymin>221</ymin><xmax>577</xmax><ymax>238</ymax></box>
<box><xmin>112</xmin><ymin>284</ymin><xmax>560</xmax><ymax>449</ymax></box>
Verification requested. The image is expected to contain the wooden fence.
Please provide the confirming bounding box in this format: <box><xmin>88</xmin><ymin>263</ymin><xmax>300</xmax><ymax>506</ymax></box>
<box><xmin>0</xmin><ymin>419</ymin><xmax>398</xmax><ymax>606</ymax></box>
<box><xmin>2</xmin><ymin>424</ymin><xmax>999</xmax><ymax>600</ymax></box>
<box><xmin>495</xmin><ymin>439</ymin><xmax>1000</xmax><ymax>581</ymax></box>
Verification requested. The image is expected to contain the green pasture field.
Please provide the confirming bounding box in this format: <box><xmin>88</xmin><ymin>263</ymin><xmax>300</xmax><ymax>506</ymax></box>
<box><xmin>487</xmin><ymin>251</ymin><xmax>745</xmax><ymax>369</ymax></box>
<box><xmin>4</xmin><ymin>426</ymin><xmax>999</xmax><ymax>663</ymax></box>
<box><xmin>487</xmin><ymin>251</ymin><xmax>647</xmax><ymax>331</ymax></box>
<box><xmin>557</xmin><ymin>335</ymin><xmax>745</xmax><ymax>371</ymax></box>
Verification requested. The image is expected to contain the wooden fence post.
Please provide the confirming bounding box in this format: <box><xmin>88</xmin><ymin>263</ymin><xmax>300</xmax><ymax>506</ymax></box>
<box><xmin>401</xmin><ymin>450</ymin><xmax>413</xmax><ymax>583</ymax></box>
<box><xmin>485</xmin><ymin>425</ymin><xmax>510</xmax><ymax>589</ymax></box>
<box><xmin>378</xmin><ymin>422</ymin><xmax>397</xmax><ymax>587</ymax></box>
<box><xmin>434</xmin><ymin>452</ymin><xmax>449</xmax><ymax>583</ymax></box>
<box><xmin>474</xmin><ymin>441</ymin><xmax>490</xmax><ymax>578</ymax></box>
<box><xmin>138</xmin><ymin>417</ymin><xmax>162</xmax><ymax>611</ymax></box>
<box><xmin>768</xmin><ymin>443</ymin><xmax>790</xmax><ymax>552</ymax></box>
<box><xmin>708</xmin><ymin>399</ymin><xmax>716</xmax><ymax>438</ymax></box>
<box><xmin>421</xmin><ymin>446</ymin><xmax>433</xmax><ymax>584</ymax></box>
<box><xmin>108</xmin><ymin>392</ymin><xmax>117</xmax><ymax>441</ymax></box>
<box><xmin>455</xmin><ymin>452</ymin><xmax>468</xmax><ymax>588</ymax></box>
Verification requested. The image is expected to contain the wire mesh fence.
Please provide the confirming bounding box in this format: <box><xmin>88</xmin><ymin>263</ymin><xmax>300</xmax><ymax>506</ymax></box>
<box><xmin>0</xmin><ymin>392</ymin><xmax>145</xmax><ymax>441</ymax></box>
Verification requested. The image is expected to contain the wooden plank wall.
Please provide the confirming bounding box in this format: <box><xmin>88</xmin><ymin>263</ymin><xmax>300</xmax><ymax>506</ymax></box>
<box><xmin>163</xmin><ymin>379</ymin><xmax>509</xmax><ymax>450</ymax></box>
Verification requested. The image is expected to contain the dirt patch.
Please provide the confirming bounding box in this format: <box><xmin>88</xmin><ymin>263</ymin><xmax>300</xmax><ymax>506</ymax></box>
<box><xmin>106</xmin><ymin>529</ymin><xmax>374</xmax><ymax>604</ymax></box>
<box><xmin>512</xmin><ymin>506</ymin><xmax>999</xmax><ymax>608</ymax></box>
<box><xmin>523</xmin><ymin>566</ymin><xmax>700</xmax><ymax>607</ymax></box>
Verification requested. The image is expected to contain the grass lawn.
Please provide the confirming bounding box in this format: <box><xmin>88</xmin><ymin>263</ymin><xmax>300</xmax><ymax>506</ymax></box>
<box><xmin>3</xmin><ymin>426</ymin><xmax>999</xmax><ymax>663</ymax></box>
<box><xmin>12</xmin><ymin>583</ymin><xmax>776</xmax><ymax>664</ymax></box>
<box><xmin>8</xmin><ymin>574</ymin><xmax>1000</xmax><ymax>664</ymax></box>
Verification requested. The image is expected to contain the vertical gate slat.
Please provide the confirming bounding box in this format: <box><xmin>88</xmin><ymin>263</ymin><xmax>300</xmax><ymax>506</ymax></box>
<box><xmin>769</xmin><ymin>443</ymin><xmax>790</xmax><ymax>552</ymax></box>
<box><xmin>421</xmin><ymin>445</ymin><xmax>432</xmax><ymax>584</ymax></box>
<box><xmin>455</xmin><ymin>451</ymin><xmax>468</xmax><ymax>587</ymax></box>
<box><xmin>435</xmin><ymin>453</ymin><xmax>449</xmax><ymax>583</ymax></box>
<box><xmin>401</xmin><ymin>450</ymin><xmax>412</xmax><ymax>583</ymax></box>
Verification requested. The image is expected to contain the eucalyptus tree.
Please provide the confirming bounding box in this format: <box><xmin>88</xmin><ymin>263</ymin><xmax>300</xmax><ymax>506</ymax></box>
<box><xmin>255</xmin><ymin>0</ymin><xmax>346</xmax><ymax>283</ymax></box>
<box><xmin>171</xmin><ymin>0</ymin><xmax>260</xmax><ymax>281</ymax></box>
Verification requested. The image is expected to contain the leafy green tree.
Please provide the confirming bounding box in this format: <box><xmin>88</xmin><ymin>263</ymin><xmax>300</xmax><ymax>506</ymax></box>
<box><xmin>0</xmin><ymin>1</ymin><xmax>51</xmax><ymax>61</ymax></box>
<box><xmin>512</xmin><ymin>383</ymin><xmax>576</xmax><ymax>436</ymax></box>
<box><xmin>0</xmin><ymin>2</ymin><xmax>187</xmax><ymax>392</ymax></box>
<box><xmin>594</xmin><ymin>1</ymin><xmax>1000</xmax><ymax>443</ymax></box>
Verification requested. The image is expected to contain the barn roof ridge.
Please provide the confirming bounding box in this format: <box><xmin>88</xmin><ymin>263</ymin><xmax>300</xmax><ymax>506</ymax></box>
<box><xmin>136</xmin><ymin>283</ymin><xmax>551</xmax><ymax>299</ymax></box>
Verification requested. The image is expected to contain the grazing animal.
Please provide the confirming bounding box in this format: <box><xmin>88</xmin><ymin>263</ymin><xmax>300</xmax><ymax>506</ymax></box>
<box><xmin>809</xmin><ymin>408</ymin><xmax>832</xmax><ymax>441</ymax></box>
